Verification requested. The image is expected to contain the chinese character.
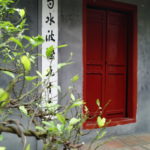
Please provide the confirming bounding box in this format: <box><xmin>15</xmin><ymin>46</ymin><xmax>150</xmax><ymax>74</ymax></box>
<box><xmin>50</xmin><ymin>51</ymin><xmax>55</xmax><ymax>60</ymax></box>
<box><xmin>47</xmin><ymin>82</ymin><xmax>52</xmax><ymax>93</ymax></box>
<box><xmin>46</xmin><ymin>30</ymin><xmax>55</xmax><ymax>42</ymax></box>
<box><xmin>47</xmin><ymin>0</ymin><xmax>54</xmax><ymax>9</ymax></box>
<box><xmin>46</xmin><ymin>13</ymin><xmax>55</xmax><ymax>25</ymax></box>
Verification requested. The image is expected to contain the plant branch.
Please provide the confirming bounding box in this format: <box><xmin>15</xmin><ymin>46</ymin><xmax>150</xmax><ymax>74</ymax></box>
<box><xmin>0</xmin><ymin>124</ymin><xmax>46</xmax><ymax>140</ymax></box>
<box><xmin>0</xmin><ymin>67</ymin><xmax>17</xmax><ymax>73</ymax></box>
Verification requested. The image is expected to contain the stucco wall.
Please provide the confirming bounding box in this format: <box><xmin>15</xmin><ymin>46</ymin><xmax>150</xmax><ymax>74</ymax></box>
<box><xmin>58</xmin><ymin>0</ymin><xmax>150</xmax><ymax>142</ymax></box>
<box><xmin>58</xmin><ymin>0</ymin><xmax>83</xmax><ymax>98</ymax></box>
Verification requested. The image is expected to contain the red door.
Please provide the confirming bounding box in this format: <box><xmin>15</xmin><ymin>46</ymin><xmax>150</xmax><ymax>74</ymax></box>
<box><xmin>86</xmin><ymin>9</ymin><xmax>128</xmax><ymax>120</ymax></box>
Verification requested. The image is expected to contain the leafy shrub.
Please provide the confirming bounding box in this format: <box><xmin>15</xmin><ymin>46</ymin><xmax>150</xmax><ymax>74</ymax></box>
<box><xmin>0</xmin><ymin>1</ymin><xmax>107</xmax><ymax>150</ymax></box>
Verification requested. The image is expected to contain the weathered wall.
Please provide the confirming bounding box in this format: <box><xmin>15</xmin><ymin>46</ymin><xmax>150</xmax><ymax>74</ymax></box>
<box><xmin>58</xmin><ymin>0</ymin><xmax>83</xmax><ymax>100</ymax></box>
<box><xmin>0</xmin><ymin>0</ymin><xmax>39</xmax><ymax>149</ymax></box>
<box><xmin>58</xmin><ymin>0</ymin><xmax>150</xmax><ymax>142</ymax></box>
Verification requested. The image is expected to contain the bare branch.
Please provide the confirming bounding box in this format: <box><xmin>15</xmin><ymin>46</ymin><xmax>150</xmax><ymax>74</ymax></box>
<box><xmin>0</xmin><ymin>67</ymin><xmax>18</xmax><ymax>74</ymax></box>
<box><xmin>0</xmin><ymin>125</ymin><xmax>46</xmax><ymax>140</ymax></box>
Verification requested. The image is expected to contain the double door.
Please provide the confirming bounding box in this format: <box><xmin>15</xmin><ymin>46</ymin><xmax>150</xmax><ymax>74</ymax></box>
<box><xmin>86</xmin><ymin>9</ymin><xmax>128</xmax><ymax>119</ymax></box>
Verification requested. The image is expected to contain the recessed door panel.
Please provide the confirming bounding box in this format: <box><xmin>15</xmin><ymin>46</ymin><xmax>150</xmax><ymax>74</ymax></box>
<box><xmin>86</xmin><ymin>9</ymin><xmax>128</xmax><ymax>120</ymax></box>
<box><xmin>107</xmin><ymin>12</ymin><xmax>127</xmax><ymax>66</ymax></box>
<box><xmin>86</xmin><ymin>9</ymin><xmax>106</xmax><ymax>117</ymax></box>
<box><xmin>105</xmin><ymin>73</ymin><xmax>126</xmax><ymax>118</ymax></box>
<box><xmin>86</xmin><ymin>74</ymin><xmax>103</xmax><ymax>114</ymax></box>
<box><xmin>105</xmin><ymin>12</ymin><xmax>127</xmax><ymax>118</ymax></box>
<box><xmin>87</xmin><ymin>9</ymin><xmax>106</xmax><ymax>65</ymax></box>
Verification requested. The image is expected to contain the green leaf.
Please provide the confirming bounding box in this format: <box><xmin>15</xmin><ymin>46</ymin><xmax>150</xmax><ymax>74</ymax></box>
<box><xmin>96</xmin><ymin>99</ymin><xmax>100</xmax><ymax>107</ymax></box>
<box><xmin>58</xmin><ymin>62</ymin><xmax>73</xmax><ymax>70</ymax></box>
<box><xmin>25</xmin><ymin>76</ymin><xmax>38</xmax><ymax>81</ymax></box>
<box><xmin>71</xmin><ymin>75</ymin><xmax>79</xmax><ymax>83</ymax></box>
<box><xmin>0</xmin><ymin>147</ymin><xmax>6</xmax><ymax>150</ymax></box>
<box><xmin>9</xmin><ymin>37</ymin><xmax>23</xmax><ymax>48</ymax></box>
<box><xmin>56</xmin><ymin>124</ymin><xmax>64</xmax><ymax>133</ymax></box>
<box><xmin>70</xmin><ymin>93</ymin><xmax>75</xmax><ymax>101</ymax></box>
<box><xmin>0</xmin><ymin>134</ymin><xmax>4</xmax><ymax>141</ymax></box>
<box><xmin>51</xmin><ymin>85</ymin><xmax>61</xmax><ymax>92</ymax></box>
<box><xmin>57</xmin><ymin>44</ymin><xmax>68</xmax><ymax>48</ymax></box>
<box><xmin>17</xmin><ymin>19</ymin><xmax>26</xmax><ymax>29</ymax></box>
<box><xmin>69</xmin><ymin>118</ymin><xmax>81</xmax><ymax>125</ymax></box>
<box><xmin>1</xmin><ymin>71</ymin><xmax>15</xmax><ymax>78</ymax></box>
<box><xmin>45</xmin><ymin>103</ymin><xmax>60</xmax><ymax>112</ymax></box>
<box><xmin>97</xmin><ymin>116</ymin><xmax>106</xmax><ymax>127</ymax></box>
<box><xmin>56</xmin><ymin>113</ymin><xmax>66</xmax><ymax>124</ymax></box>
<box><xmin>66</xmin><ymin>125</ymin><xmax>73</xmax><ymax>133</ymax></box>
<box><xmin>46</xmin><ymin>46</ymin><xmax>54</xmax><ymax>58</ymax></box>
<box><xmin>32</xmin><ymin>35</ymin><xmax>44</xmax><ymax>47</ymax></box>
<box><xmin>19</xmin><ymin>106</ymin><xmax>28</xmax><ymax>116</ymax></box>
<box><xmin>70</xmin><ymin>100</ymin><xmax>83</xmax><ymax>109</ymax></box>
<box><xmin>23</xmin><ymin>35</ymin><xmax>32</xmax><ymax>42</ymax></box>
<box><xmin>25</xmin><ymin>144</ymin><xmax>30</xmax><ymax>150</ymax></box>
<box><xmin>16</xmin><ymin>9</ymin><xmax>25</xmax><ymax>18</ymax></box>
<box><xmin>20</xmin><ymin>55</ymin><xmax>31</xmax><ymax>72</ymax></box>
<box><xmin>36</xmin><ymin>71</ymin><xmax>43</xmax><ymax>78</ymax></box>
<box><xmin>23</xmin><ymin>35</ymin><xmax>44</xmax><ymax>48</ymax></box>
<box><xmin>0</xmin><ymin>89</ymin><xmax>9</xmax><ymax>102</ymax></box>
<box><xmin>0</xmin><ymin>100</ymin><xmax>10</xmax><ymax>107</ymax></box>
<box><xmin>42</xmin><ymin>121</ymin><xmax>53</xmax><ymax>126</ymax></box>
<box><xmin>35</xmin><ymin>126</ymin><xmax>45</xmax><ymax>132</ymax></box>
<box><xmin>84</xmin><ymin>105</ymin><xmax>89</xmax><ymax>113</ymax></box>
<box><xmin>0</xmin><ymin>0</ymin><xmax>13</xmax><ymax>6</ymax></box>
<box><xmin>42</xmin><ymin>121</ymin><xmax>57</xmax><ymax>132</ymax></box>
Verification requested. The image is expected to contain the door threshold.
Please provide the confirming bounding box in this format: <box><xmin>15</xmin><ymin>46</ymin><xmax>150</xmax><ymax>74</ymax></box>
<box><xmin>83</xmin><ymin>118</ymin><xmax>136</xmax><ymax>129</ymax></box>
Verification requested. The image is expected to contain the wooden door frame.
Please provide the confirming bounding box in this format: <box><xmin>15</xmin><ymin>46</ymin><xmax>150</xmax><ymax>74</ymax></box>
<box><xmin>83</xmin><ymin>0</ymin><xmax>137</xmax><ymax>129</ymax></box>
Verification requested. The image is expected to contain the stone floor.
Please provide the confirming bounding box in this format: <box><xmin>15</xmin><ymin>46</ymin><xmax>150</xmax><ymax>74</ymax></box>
<box><xmin>82</xmin><ymin>133</ymin><xmax>150</xmax><ymax>150</ymax></box>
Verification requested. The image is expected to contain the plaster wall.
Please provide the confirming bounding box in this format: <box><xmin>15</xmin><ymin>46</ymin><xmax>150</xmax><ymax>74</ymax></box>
<box><xmin>58</xmin><ymin>0</ymin><xmax>150</xmax><ymax>142</ymax></box>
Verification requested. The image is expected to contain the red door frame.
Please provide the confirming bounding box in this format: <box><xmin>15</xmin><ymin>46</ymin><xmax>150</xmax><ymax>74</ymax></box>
<box><xmin>83</xmin><ymin>0</ymin><xmax>137</xmax><ymax>129</ymax></box>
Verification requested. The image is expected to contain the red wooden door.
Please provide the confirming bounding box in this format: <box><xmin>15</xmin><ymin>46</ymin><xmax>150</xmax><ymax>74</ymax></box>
<box><xmin>86</xmin><ymin>9</ymin><xmax>128</xmax><ymax>120</ymax></box>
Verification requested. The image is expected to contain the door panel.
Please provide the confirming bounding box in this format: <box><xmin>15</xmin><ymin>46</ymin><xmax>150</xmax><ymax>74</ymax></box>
<box><xmin>105</xmin><ymin>73</ymin><xmax>127</xmax><ymax>118</ymax></box>
<box><xmin>86</xmin><ymin>9</ymin><xmax>106</xmax><ymax>117</ymax></box>
<box><xmin>86</xmin><ymin>74</ymin><xmax>103</xmax><ymax>114</ymax></box>
<box><xmin>86</xmin><ymin>9</ymin><xmax>128</xmax><ymax>119</ymax></box>
<box><xmin>105</xmin><ymin>12</ymin><xmax>127</xmax><ymax>118</ymax></box>
<box><xmin>106</xmin><ymin>12</ymin><xmax>127</xmax><ymax>66</ymax></box>
<box><xmin>87</xmin><ymin>9</ymin><xmax>106</xmax><ymax>65</ymax></box>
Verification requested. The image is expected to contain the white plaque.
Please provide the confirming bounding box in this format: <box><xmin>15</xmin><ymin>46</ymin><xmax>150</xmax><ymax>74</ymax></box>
<box><xmin>42</xmin><ymin>0</ymin><xmax>58</xmax><ymax>103</ymax></box>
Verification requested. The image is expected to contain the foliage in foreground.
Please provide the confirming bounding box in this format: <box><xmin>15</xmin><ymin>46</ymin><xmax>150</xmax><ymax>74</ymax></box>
<box><xmin>0</xmin><ymin>0</ymin><xmax>107</xmax><ymax>150</ymax></box>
